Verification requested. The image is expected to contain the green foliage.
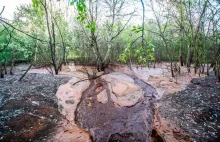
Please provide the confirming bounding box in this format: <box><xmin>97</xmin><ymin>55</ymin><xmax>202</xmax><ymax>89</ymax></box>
<box><xmin>119</xmin><ymin>26</ymin><xmax>155</xmax><ymax>65</ymax></box>
<box><xmin>118</xmin><ymin>24</ymin><xmax>155</xmax><ymax>66</ymax></box>
<box><xmin>131</xmin><ymin>26</ymin><xmax>142</xmax><ymax>33</ymax></box>
<box><xmin>1</xmin><ymin>0</ymin><xmax>218</xmax><ymax>74</ymax></box>
<box><xmin>70</xmin><ymin>0</ymin><xmax>87</xmax><ymax>23</ymax></box>
<box><xmin>118</xmin><ymin>40</ymin><xmax>131</xmax><ymax>63</ymax></box>
<box><xmin>32</xmin><ymin>0</ymin><xmax>39</xmax><ymax>8</ymax></box>
<box><xmin>0</xmin><ymin>27</ymin><xmax>35</xmax><ymax>64</ymax></box>
<box><xmin>86</xmin><ymin>21</ymin><xmax>96</xmax><ymax>32</ymax></box>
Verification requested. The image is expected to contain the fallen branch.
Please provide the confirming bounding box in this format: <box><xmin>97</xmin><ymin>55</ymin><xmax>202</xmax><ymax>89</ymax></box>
<box><xmin>72</xmin><ymin>74</ymin><xmax>103</xmax><ymax>86</ymax></box>
<box><xmin>19</xmin><ymin>64</ymin><xmax>33</xmax><ymax>81</ymax></box>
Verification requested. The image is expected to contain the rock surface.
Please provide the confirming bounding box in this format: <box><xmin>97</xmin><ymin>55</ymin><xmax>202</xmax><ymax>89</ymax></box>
<box><xmin>55</xmin><ymin>72</ymin><xmax>92</xmax><ymax>142</ymax></box>
<box><xmin>76</xmin><ymin>73</ymin><xmax>157</xmax><ymax>142</ymax></box>
<box><xmin>49</xmin><ymin>119</ymin><xmax>92</xmax><ymax>142</ymax></box>
<box><xmin>97</xmin><ymin>89</ymin><xmax>108</xmax><ymax>104</ymax></box>
<box><xmin>102</xmin><ymin>72</ymin><xmax>144</xmax><ymax>107</ymax></box>
<box><xmin>55</xmin><ymin>72</ymin><xmax>90</xmax><ymax>124</ymax></box>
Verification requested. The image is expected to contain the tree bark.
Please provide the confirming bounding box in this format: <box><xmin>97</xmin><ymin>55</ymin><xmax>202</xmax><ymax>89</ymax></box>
<box><xmin>179</xmin><ymin>0</ymin><xmax>184</xmax><ymax>66</ymax></box>
<box><xmin>0</xmin><ymin>63</ymin><xmax>3</xmax><ymax>78</ymax></box>
<box><xmin>179</xmin><ymin>31</ymin><xmax>183</xmax><ymax>66</ymax></box>
<box><xmin>10</xmin><ymin>47</ymin><xmax>15</xmax><ymax>75</ymax></box>
<box><xmin>3</xmin><ymin>57</ymin><xmax>7</xmax><ymax>74</ymax></box>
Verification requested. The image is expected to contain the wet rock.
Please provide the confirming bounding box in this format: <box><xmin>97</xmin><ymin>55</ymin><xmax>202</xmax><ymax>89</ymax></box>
<box><xmin>97</xmin><ymin>89</ymin><xmax>108</xmax><ymax>104</ymax></box>
<box><xmin>109</xmin><ymin>133</ymin><xmax>145</xmax><ymax>142</ymax></box>
<box><xmin>76</xmin><ymin>72</ymin><xmax>155</xmax><ymax>142</ymax></box>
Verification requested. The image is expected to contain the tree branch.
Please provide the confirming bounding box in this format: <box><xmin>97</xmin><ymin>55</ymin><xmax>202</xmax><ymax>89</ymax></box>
<box><xmin>0</xmin><ymin>6</ymin><xmax>5</xmax><ymax>16</ymax></box>
<box><xmin>0</xmin><ymin>18</ymin><xmax>48</xmax><ymax>43</ymax></box>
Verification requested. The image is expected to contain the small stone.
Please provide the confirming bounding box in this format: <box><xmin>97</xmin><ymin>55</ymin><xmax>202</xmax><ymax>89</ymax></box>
<box><xmin>31</xmin><ymin>101</ymin><xmax>39</xmax><ymax>106</ymax></box>
<box><xmin>88</xmin><ymin>102</ymin><xmax>92</xmax><ymax>107</ymax></box>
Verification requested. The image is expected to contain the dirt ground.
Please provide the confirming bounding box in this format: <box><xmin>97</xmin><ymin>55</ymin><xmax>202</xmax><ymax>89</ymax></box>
<box><xmin>0</xmin><ymin>73</ymin><xmax>70</xmax><ymax>141</ymax></box>
<box><xmin>158</xmin><ymin>72</ymin><xmax>220</xmax><ymax>142</ymax></box>
<box><xmin>0</xmin><ymin>63</ymin><xmax>219</xmax><ymax>142</ymax></box>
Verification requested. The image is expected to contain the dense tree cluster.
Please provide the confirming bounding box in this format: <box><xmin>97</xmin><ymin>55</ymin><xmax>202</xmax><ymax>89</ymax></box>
<box><xmin>0</xmin><ymin>0</ymin><xmax>219</xmax><ymax>80</ymax></box>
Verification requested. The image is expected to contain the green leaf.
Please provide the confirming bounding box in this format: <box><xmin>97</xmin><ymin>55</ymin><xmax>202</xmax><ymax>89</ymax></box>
<box><xmin>70</xmin><ymin>1</ymin><xmax>74</xmax><ymax>6</ymax></box>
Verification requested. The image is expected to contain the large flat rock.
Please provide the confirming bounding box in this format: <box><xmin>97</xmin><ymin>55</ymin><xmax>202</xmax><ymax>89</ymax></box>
<box><xmin>76</xmin><ymin>72</ymin><xmax>156</xmax><ymax>142</ymax></box>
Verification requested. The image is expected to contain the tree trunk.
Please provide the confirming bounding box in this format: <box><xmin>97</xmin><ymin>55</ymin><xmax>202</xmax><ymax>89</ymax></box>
<box><xmin>186</xmin><ymin>44</ymin><xmax>193</xmax><ymax>73</ymax></box>
<box><xmin>207</xmin><ymin>63</ymin><xmax>209</xmax><ymax>76</ymax></box>
<box><xmin>194</xmin><ymin>40</ymin><xmax>199</xmax><ymax>74</ymax></box>
<box><xmin>171</xmin><ymin>61</ymin><xmax>174</xmax><ymax>77</ymax></box>
<box><xmin>34</xmin><ymin>41</ymin><xmax>38</xmax><ymax>63</ymax></box>
<box><xmin>10</xmin><ymin>47</ymin><xmax>15</xmax><ymax>75</ymax></box>
<box><xmin>103</xmin><ymin>37</ymin><xmax>112</xmax><ymax>63</ymax></box>
<box><xmin>179</xmin><ymin>42</ymin><xmax>183</xmax><ymax>66</ymax></box>
<box><xmin>3</xmin><ymin>58</ymin><xmax>7</xmax><ymax>74</ymax></box>
<box><xmin>0</xmin><ymin>63</ymin><xmax>4</xmax><ymax>78</ymax></box>
<box><xmin>216</xmin><ymin>61</ymin><xmax>220</xmax><ymax>82</ymax></box>
<box><xmin>179</xmin><ymin>0</ymin><xmax>184</xmax><ymax>66</ymax></box>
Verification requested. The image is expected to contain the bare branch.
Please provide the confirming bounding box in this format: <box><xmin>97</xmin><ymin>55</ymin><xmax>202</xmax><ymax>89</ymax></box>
<box><xmin>0</xmin><ymin>6</ymin><xmax>5</xmax><ymax>16</ymax></box>
<box><xmin>0</xmin><ymin>18</ymin><xmax>48</xmax><ymax>43</ymax></box>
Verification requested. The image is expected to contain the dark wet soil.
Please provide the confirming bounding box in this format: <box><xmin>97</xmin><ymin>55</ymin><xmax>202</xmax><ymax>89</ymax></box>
<box><xmin>158</xmin><ymin>73</ymin><xmax>220</xmax><ymax>142</ymax></box>
<box><xmin>76</xmin><ymin>74</ymin><xmax>157</xmax><ymax>142</ymax></box>
<box><xmin>0</xmin><ymin>73</ymin><xmax>70</xmax><ymax>141</ymax></box>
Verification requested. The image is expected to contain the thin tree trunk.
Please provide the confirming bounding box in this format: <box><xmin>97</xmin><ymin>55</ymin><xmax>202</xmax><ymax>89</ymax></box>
<box><xmin>0</xmin><ymin>63</ymin><xmax>3</xmax><ymax>78</ymax></box>
<box><xmin>207</xmin><ymin>63</ymin><xmax>209</xmax><ymax>76</ymax></box>
<box><xmin>3</xmin><ymin>57</ymin><xmax>7</xmax><ymax>74</ymax></box>
<box><xmin>179</xmin><ymin>0</ymin><xmax>184</xmax><ymax>66</ymax></box>
<box><xmin>179</xmin><ymin>36</ymin><xmax>183</xmax><ymax>66</ymax></box>
<box><xmin>34</xmin><ymin>40</ymin><xmax>38</xmax><ymax>63</ymax></box>
<box><xmin>10</xmin><ymin>47</ymin><xmax>15</xmax><ymax>75</ymax></box>
<box><xmin>186</xmin><ymin>44</ymin><xmax>191</xmax><ymax>73</ymax></box>
<box><xmin>52</xmin><ymin>22</ymin><xmax>58</xmax><ymax>75</ymax></box>
<box><xmin>171</xmin><ymin>61</ymin><xmax>174</xmax><ymax>77</ymax></box>
<box><xmin>216</xmin><ymin>61</ymin><xmax>220</xmax><ymax>82</ymax></box>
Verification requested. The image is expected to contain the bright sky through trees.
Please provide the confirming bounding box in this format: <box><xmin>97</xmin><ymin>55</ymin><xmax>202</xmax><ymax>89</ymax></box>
<box><xmin>0</xmin><ymin>0</ymin><xmax>31</xmax><ymax>20</ymax></box>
